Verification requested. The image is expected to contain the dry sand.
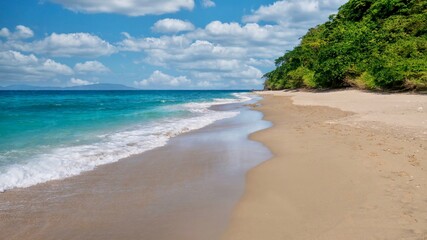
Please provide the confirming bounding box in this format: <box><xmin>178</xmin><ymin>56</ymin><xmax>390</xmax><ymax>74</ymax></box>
<box><xmin>223</xmin><ymin>90</ymin><xmax>427</xmax><ymax>240</ymax></box>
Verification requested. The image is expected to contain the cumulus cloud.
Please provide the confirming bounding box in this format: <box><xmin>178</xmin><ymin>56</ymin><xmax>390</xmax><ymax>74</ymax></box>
<box><xmin>74</xmin><ymin>61</ymin><xmax>110</xmax><ymax>73</ymax></box>
<box><xmin>116</xmin><ymin>0</ymin><xmax>347</xmax><ymax>89</ymax></box>
<box><xmin>119</xmin><ymin>26</ymin><xmax>283</xmax><ymax>88</ymax></box>
<box><xmin>119</xmin><ymin>34</ymin><xmax>191</xmax><ymax>52</ymax></box>
<box><xmin>2</xmin><ymin>32</ymin><xmax>116</xmax><ymax>57</ymax></box>
<box><xmin>152</xmin><ymin>19</ymin><xmax>195</xmax><ymax>33</ymax></box>
<box><xmin>69</xmin><ymin>77</ymin><xmax>93</xmax><ymax>86</ymax></box>
<box><xmin>201</xmin><ymin>0</ymin><xmax>215</xmax><ymax>8</ymax></box>
<box><xmin>0</xmin><ymin>50</ymin><xmax>73</xmax><ymax>82</ymax></box>
<box><xmin>144</xmin><ymin>40</ymin><xmax>247</xmax><ymax>67</ymax></box>
<box><xmin>135</xmin><ymin>70</ymin><xmax>191</xmax><ymax>88</ymax></box>
<box><xmin>0</xmin><ymin>25</ymin><xmax>34</xmax><ymax>40</ymax></box>
<box><xmin>28</xmin><ymin>33</ymin><xmax>116</xmax><ymax>57</ymax></box>
<box><xmin>49</xmin><ymin>0</ymin><xmax>194</xmax><ymax>16</ymax></box>
<box><xmin>0</xmin><ymin>1</ymin><xmax>346</xmax><ymax>88</ymax></box>
<box><xmin>243</xmin><ymin>0</ymin><xmax>347</xmax><ymax>26</ymax></box>
<box><xmin>191</xmin><ymin>21</ymin><xmax>303</xmax><ymax>50</ymax></box>
<box><xmin>0</xmin><ymin>28</ymin><xmax>9</xmax><ymax>38</ymax></box>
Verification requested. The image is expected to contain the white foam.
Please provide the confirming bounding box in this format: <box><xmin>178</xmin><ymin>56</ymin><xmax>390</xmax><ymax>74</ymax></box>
<box><xmin>0</xmin><ymin>93</ymin><xmax>253</xmax><ymax>192</ymax></box>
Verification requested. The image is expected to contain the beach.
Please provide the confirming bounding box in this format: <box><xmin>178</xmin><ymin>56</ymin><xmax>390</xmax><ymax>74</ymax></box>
<box><xmin>0</xmin><ymin>100</ymin><xmax>271</xmax><ymax>240</ymax></box>
<box><xmin>224</xmin><ymin>90</ymin><xmax>427</xmax><ymax>239</ymax></box>
<box><xmin>1</xmin><ymin>89</ymin><xmax>426</xmax><ymax>239</ymax></box>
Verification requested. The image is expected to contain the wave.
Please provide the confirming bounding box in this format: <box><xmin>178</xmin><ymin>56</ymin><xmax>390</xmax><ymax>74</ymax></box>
<box><xmin>0</xmin><ymin>93</ymin><xmax>253</xmax><ymax>192</ymax></box>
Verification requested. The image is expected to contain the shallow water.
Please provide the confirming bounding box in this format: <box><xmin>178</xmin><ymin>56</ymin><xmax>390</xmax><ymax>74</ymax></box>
<box><xmin>0</xmin><ymin>100</ymin><xmax>272</xmax><ymax>240</ymax></box>
<box><xmin>0</xmin><ymin>90</ymin><xmax>251</xmax><ymax>191</ymax></box>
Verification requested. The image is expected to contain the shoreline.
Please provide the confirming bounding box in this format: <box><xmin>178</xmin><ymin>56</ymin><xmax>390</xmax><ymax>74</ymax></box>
<box><xmin>223</xmin><ymin>90</ymin><xmax>427</xmax><ymax>239</ymax></box>
<box><xmin>0</xmin><ymin>93</ymin><xmax>250</xmax><ymax>193</ymax></box>
<box><xmin>0</xmin><ymin>101</ymin><xmax>271</xmax><ymax>240</ymax></box>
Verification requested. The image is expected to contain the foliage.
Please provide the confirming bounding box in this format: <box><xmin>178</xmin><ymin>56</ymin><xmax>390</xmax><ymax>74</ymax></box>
<box><xmin>264</xmin><ymin>0</ymin><xmax>427</xmax><ymax>91</ymax></box>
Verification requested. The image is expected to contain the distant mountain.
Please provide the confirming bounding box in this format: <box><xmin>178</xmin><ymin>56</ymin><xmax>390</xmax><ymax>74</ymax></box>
<box><xmin>0</xmin><ymin>83</ymin><xmax>137</xmax><ymax>91</ymax></box>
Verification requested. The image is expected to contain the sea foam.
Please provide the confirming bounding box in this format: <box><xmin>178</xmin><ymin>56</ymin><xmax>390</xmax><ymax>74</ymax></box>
<box><xmin>0</xmin><ymin>93</ymin><xmax>252</xmax><ymax>192</ymax></box>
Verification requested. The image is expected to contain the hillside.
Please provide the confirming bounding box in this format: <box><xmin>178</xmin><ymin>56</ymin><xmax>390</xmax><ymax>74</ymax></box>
<box><xmin>264</xmin><ymin>0</ymin><xmax>427</xmax><ymax>91</ymax></box>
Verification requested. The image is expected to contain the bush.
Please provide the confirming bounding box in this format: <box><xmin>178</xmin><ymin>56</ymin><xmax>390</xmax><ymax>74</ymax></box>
<box><xmin>263</xmin><ymin>0</ymin><xmax>427</xmax><ymax>91</ymax></box>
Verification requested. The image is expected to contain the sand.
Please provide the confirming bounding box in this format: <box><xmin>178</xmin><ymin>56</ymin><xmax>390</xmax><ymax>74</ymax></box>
<box><xmin>2</xmin><ymin>90</ymin><xmax>426</xmax><ymax>240</ymax></box>
<box><xmin>0</xmin><ymin>103</ymin><xmax>271</xmax><ymax>240</ymax></box>
<box><xmin>223</xmin><ymin>90</ymin><xmax>427</xmax><ymax>240</ymax></box>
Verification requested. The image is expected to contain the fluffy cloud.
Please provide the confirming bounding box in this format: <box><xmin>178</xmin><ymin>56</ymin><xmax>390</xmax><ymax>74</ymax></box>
<box><xmin>118</xmin><ymin>34</ymin><xmax>192</xmax><ymax>53</ymax></box>
<box><xmin>0</xmin><ymin>50</ymin><xmax>73</xmax><ymax>82</ymax></box>
<box><xmin>49</xmin><ymin>0</ymin><xmax>194</xmax><ymax>16</ymax></box>
<box><xmin>243</xmin><ymin>0</ymin><xmax>347</xmax><ymax>26</ymax></box>
<box><xmin>135</xmin><ymin>70</ymin><xmax>191</xmax><ymax>88</ymax></box>
<box><xmin>191</xmin><ymin>21</ymin><xmax>303</xmax><ymax>52</ymax></box>
<box><xmin>0</xmin><ymin>25</ymin><xmax>34</xmax><ymax>40</ymax></box>
<box><xmin>74</xmin><ymin>61</ymin><xmax>110</xmax><ymax>73</ymax></box>
<box><xmin>3</xmin><ymin>32</ymin><xmax>116</xmax><ymax>57</ymax></box>
<box><xmin>152</xmin><ymin>19</ymin><xmax>195</xmax><ymax>33</ymax></box>
<box><xmin>145</xmin><ymin>40</ymin><xmax>246</xmax><ymax>66</ymax></box>
<box><xmin>69</xmin><ymin>77</ymin><xmax>93</xmax><ymax>86</ymax></box>
<box><xmin>119</xmin><ymin>27</ymin><xmax>281</xmax><ymax>87</ymax></box>
<box><xmin>29</xmin><ymin>33</ymin><xmax>116</xmax><ymax>57</ymax></box>
<box><xmin>201</xmin><ymin>0</ymin><xmax>215</xmax><ymax>8</ymax></box>
<box><xmin>116</xmin><ymin>0</ymin><xmax>347</xmax><ymax>88</ymax></box>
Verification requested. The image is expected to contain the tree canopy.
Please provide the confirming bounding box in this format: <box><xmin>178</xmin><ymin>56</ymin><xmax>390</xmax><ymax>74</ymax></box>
<box><xmin>264</xmin><ymin>0</ymin><xmax>427</xmax><ymax>91</ymax></box>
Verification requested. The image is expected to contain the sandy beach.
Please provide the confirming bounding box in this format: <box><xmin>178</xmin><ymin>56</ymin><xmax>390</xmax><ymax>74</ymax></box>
<box><xmin>0</xmin><ymin>103</ymin><xmax>271</xmax><ymax>240</ymax></box>
<box><xmin>224</xmin><ymin>90</ymin><xmax>427</xmax><ymax>240</ymax></box>
<box><xmin>1</xmin><ymin>90</ymin><xmax>426</xmax><ymax>240</ymax></box>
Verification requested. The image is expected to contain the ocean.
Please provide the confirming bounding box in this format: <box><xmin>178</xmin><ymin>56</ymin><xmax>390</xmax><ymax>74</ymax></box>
<box><xmin>0</xmin><ymin>90</ymin><xmax>252</xmax><ymax>192</ymax></box>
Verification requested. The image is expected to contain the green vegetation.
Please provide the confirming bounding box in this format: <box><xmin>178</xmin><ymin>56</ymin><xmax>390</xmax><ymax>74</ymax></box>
<box><xmin>264</xmin><ymin>0</ymin><xmax>427</xmax><ymax>91</ymax></box>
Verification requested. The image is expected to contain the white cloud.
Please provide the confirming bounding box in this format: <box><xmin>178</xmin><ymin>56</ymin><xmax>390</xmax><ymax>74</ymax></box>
<box><xmin>0</xmin><ymin>50</ymin><xmax>73</xmax><ymax>82</ymax></box>
<box><xmin>135</xmin><ymin>70</ymin><xmax>191</xmax><ymax>88</ymax></box>
<box><xmin>49</xmin><ymin>0</ymin><xmax>194</xmax><ymax>16</ymax></box>
<box><xmin>0</xmin><ymin>1</ymin><xmax>345</xmax><ymax>88</ymax></box>
<box><xmin>186</xmin><ymin>21</ymin><xmax>303</xmax><ymax>58</ymax></box>
<box><xmin>201</xmin><ymin>0</ymin><xmax>215</xmax><ymax>8</ymax></box>
<box><xmin>0</xmin><ymin>25</ymin><xmax>34</xmax><ymax>40</ymax></box>
<box><xmin>0</xmin><ymin>28</ymin><xmax>10</xmax><ymax>38</ymax></box>
<box><xmin>223</xmin><ymin>65</ymin><xmax>263</xmax><ymax>79</ymax></box>
<box><xmin>119</xmin><ymin>34</ymin><xmax>191</xmax><ymax>52</ymax></box>
<box><xmin>247</xmin><ymin>58</ymin><xmax>275</xmax><ymax>67</ymax></box>
<box><xmin>197</xmin><ymin>80</ymin><xmax>214</xmax><ymax>88</ymax></box>
<box><xmin>69</xmin><ymin>77</ymin><xmax>93</xmax><ymax>86</ymax></box>
<box><xmin>31</xmin><ymin>33</ymin><xmax>116</xmax><ymax>57</ymax></box>
<box><xmin>242</xmin><ymin>78</ymin><xmax>264</xmax><ymax>86</ymax></box>
<box><xmin>243</xmin><ymin>0</ymin><xmax>347</xmax><ymax>25</ymax></box>
<box><xmin>152</xmin><ymin>19</ymin><xmax>195</xmax><ymax>33</ymax></box>
<box><xmin>4</xmin><ymin>32</ymin><xmax>117</xmax><ymax>57</ymax></box>
<box><xmin>116</xmin><ymin>0</ymin><xmax>347</xmax><ymax>89</ymax></box>
<box><xmin>74</xmin><ymin>61</ymin><xmax>110</xmax><ymax>73</ymax></box>
<box><xmin>203</xmin><ymin>21</ymin><xmax>271</xmax><ymax>41</ymax></box>
<box><xmin>14</xmin><ymin>25</ymin><xmax>34</xmax><ymax>39</ymax></box>
<box><xmin>119</xmin><ymin>31</ymin><xmax>278</xmax><ymax>88</ymax></box>
<box><xmin>149</xmin><ymin>40</ymin><xmax>246</xmax><ymax>65</ymax></box>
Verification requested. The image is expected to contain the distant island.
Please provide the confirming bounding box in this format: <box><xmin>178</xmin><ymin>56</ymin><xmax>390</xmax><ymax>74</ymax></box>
<box><xmin>264</xmin><ymin>0</ymin><xmax>426</xmax><ymax>91</ymax></box>
<box><xmin>0</xmin><ymin>83</ymin><xmax>137</xmax><ymax>91</ymax></box>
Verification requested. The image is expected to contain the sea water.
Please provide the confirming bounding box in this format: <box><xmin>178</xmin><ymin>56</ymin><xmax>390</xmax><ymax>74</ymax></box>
<box><xmin>0</xmin><ymin>90</ymin><xmax>252</xmax><ymax>192</ymax></box>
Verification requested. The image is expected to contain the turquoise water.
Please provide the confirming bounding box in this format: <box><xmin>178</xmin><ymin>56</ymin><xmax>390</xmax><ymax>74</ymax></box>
<box><xmin>0</xmin><ymin>90</ymin><xmax>251</xmax><ymax>191</ymax></box>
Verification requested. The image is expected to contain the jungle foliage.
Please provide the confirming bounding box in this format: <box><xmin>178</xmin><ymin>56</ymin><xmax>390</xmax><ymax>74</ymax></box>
<box><xmin>264</xmin><ymin>0</ymin><xmax>427</xmax><ymax>91</ymax></box>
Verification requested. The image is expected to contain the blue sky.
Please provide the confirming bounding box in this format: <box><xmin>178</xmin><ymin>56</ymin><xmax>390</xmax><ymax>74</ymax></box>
<box><xmin>0</xmin><ymin>0</ymin><xmax>347</xmax><ymax>89</ymax></box>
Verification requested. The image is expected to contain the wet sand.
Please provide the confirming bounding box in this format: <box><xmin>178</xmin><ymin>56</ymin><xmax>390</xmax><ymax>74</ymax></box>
<box><xmin>0</xmin><ymin>103</ymin><xmax>271</xmax><ymax>240</ymax></box>
<box><xmin>223</xmin><ymin>90</ymin><xmax>427</xmax><ymax>240</ymax></box>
